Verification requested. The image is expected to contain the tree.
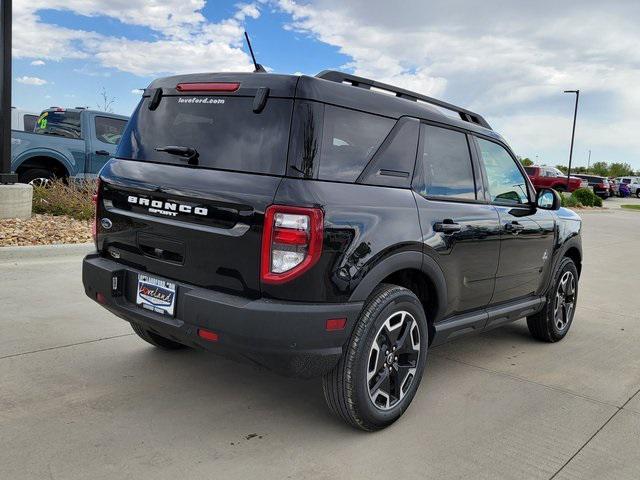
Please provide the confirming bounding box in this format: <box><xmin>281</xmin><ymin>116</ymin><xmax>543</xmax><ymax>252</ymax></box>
<box><xmin>555</xmin><ymin>165</ymin><xmax>568</xmax><ymax>174</ymax></box>
<box><xmin>519</xmin><ymin>157</ymin><xmax>534</xmax><ymax>166</ymax></box>
<box><xmin>590</xmin><ymin>161</ymin><xmax>609</xmax><ymax>177</ymax></box>
<box><xmin>97</xmin><ymin>87</ymin><xmax>115</xmax><ymax>113</ymax></box>
<box><xmin>608</xmin><ymin>162</ymin><xmax>634</xmax><ymax>178</ymax></box>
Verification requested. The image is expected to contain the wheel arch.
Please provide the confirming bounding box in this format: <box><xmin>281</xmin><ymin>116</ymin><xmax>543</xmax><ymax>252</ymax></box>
<box><xmin>564</xmin><ymin>246</ymin><xmax>582</xmax><ymax>277</ymax></box>
<box><xmin>349</xmin><ymin>251</ymin><xmax>448</xmax><ymax>342</ymax></box>
<box><xmin>15</xmin><ymin>154</ymin><xmax>71</xmax><ymax>179</ymax></box>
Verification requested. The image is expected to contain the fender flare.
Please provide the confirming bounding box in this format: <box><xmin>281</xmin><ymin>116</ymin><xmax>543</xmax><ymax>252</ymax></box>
<box><xmin>13</xmin><ymin>149</ymin><xmax>75</xmax><ymax>176</ymax></box>
<box><xmin>348</xmin><ymin>250</ymin><xmax>448</xmax><ymax>321</ymax></box>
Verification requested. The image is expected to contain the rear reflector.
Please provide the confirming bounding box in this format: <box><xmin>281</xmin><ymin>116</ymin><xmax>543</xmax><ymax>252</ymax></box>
<box><xmin>325</xmin><ymin>318</ymin><xmax>347</xmax><ymax>331</ymax></box>
<box><xmin>176</xmin><ymin>82</ymin><xmax>240</xmax><ymax>92</ymax></box>
<box><xmin>198</xmin><ymin>329</ymin><xmax>219</xmax><ymax>342</ymax></box>
<box><xmin>96</xmin><ymin>292</ymin><xmax>106</xmax><ymax>304</ymax></box>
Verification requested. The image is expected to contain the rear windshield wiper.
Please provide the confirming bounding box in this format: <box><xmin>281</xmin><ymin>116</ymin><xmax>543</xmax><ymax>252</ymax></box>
<box><xmin>155</xmin><ymin>145</ymin><xmax>199</xmax><ymax>166</ymax></box>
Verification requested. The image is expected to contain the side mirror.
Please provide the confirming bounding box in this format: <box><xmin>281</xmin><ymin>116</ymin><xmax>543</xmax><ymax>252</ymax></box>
<box><xmin>536</xmin><ymin>188</ymin><xmax>561</xmax><ymax>210</ymax></box>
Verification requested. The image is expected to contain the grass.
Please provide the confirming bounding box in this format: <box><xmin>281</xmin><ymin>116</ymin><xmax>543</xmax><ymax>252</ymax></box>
<box><xmin>621</xmin><ymin>204</ymin><xmax>640</xmax><ymax>211</ymax></box>
<box><xmin>32</xmin><ymin>178</ymin><xmax>96</xmax><ymax>220</ymax></box>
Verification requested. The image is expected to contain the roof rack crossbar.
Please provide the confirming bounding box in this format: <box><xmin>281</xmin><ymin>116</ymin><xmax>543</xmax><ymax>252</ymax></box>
<box><xmin>315</xmin><ymin>70</ymin><xmax>492</xmax><ymax>130</ymax></box>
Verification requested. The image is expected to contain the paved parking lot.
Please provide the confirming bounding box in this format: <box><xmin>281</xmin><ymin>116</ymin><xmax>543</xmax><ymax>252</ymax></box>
<box><xmin>1</xmin><ymin>207</ymin><xmax>639</xmax><ymax>479</ymax></box>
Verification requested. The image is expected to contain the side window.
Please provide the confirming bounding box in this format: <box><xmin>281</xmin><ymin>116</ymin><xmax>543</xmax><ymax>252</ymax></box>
<box><xmin>23</xmin><ymin>115</ymin><xmax>38</xmax><ymax>132</ymax></box>
<box><xmin>95</xmin><ymin>116</ymin><xmax>127</xmax><ymax>145</ymax></box>
<box><xmin>416</xmin><ymin>124</ymin><xmax>476</xmax><ymax>200</ymax></box>
<box><xmin>477</xmin><ymin>138</ymin><xmax>529</xmax><ymax>205</ymax></box>
<box><xmin>319</xmin><ymin>106</ymin><xmax>394</xmax><ymax>182</ymax></box>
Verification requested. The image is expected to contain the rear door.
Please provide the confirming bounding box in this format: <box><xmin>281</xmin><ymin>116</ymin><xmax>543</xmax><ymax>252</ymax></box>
<box><xmin>474</xmin><ymin>137</ymin><xmax>556</xmax><ymax>304</ymax></box>
<box><xmin>96</xmin><ymin>83</ymin><xmax>295</xmax><ymax>297</ymax></box>
<box><xmin>413</xmin><ymin>123</ymin><xmax>501</xmax><ymax>316</ymax></box>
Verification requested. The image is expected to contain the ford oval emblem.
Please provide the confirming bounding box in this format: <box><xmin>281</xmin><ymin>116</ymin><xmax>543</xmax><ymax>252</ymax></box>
<box><xmin>101</xmin><ymin>218</ymin><xmax>113</xmax><ymax>230</ymax></box>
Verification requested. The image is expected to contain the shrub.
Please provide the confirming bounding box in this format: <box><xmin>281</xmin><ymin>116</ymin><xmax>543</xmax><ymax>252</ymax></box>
<box><xmin>593</xmin><ymin>195</ymin><xmax>603</xmax><ymax>207</ymax></box>
<box><xmin>563</xmin><ymin>195</ymin><xmax>581</xmax><ymax>208</ymax></box>
<box><xmin>571</xmin><ymin>187</ymin><xmax>596</xmax><ymax>207</ymax></box>
<box><xmin>32</xmin><ymin>178</ymin><xmax>96</xmax><ymax>221</ymax></box>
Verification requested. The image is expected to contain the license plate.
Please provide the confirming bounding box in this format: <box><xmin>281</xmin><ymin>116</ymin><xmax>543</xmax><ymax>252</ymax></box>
<box><xmin>136</xmin><ymin>274</ymin><xmax>176</xmax><ymax>316</ymax></box>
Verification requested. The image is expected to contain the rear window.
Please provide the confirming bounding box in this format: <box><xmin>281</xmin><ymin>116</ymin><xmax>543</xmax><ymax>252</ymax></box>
<box><xmin>23</xmin><ymin>114</ymin><xmax>38</xmax><ymax>132</ymax></box>
<box><xmin>35</xmin><ymin>110</ymin><xmax>82</xmax><ymax>139</ymax></box>
<box><xmin>318</xmin><ymin>106</ymin><xmax>394</xmax><ymax>182</ymax></box>
<box><xmin>416</xmin><ymin>125</ymin><xmax>476</xmax><ymax>200</ymax></box>
<box><xmin>95</xmin><ymin>116</ymin><xmax>127</xmax><ymax>145</ymax></box>
<box><xmin>117</xmin><ymin>96</ymin><xmax>293</xmax><ymax>175</ymax></box>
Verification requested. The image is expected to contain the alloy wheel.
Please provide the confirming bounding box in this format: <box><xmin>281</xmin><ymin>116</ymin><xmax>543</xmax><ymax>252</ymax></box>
<box><xmin>554</xmin><ymin>271</ymin><xmax>576</xmax><ymax>331</ymax></box>
<box><xmin>28</xmin><ymin>177</ymin><xmax>52</xmax><ymax>187</ymax></box>
<box><xmin>367</xmin><ymin>311</ymin><xmax>421</xmax><ymax>411</ymax></box>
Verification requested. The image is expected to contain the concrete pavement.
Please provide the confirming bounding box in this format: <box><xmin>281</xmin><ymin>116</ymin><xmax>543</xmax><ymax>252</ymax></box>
<box><xmin>1</xmin><ymin>208</ymin><xmax>639</xmax><ymax>479</ymax></box>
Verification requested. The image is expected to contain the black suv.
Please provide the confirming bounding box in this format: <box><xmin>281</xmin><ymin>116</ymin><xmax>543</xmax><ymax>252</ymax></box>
<box><xmin>83</xmin><ymin>71</ymin><xmax>582</xmax><ymax>431</ymax></box>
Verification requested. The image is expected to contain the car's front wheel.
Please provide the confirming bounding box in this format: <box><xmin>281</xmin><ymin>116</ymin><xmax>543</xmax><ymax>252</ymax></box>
<box><xmin>527</xmin><ymin>257</ymin><xmax>578</xmax><ymax>342</ymax></box>
<box><xmin>322</xmin><ymin>284</ymin><xmax>429</xmax><ymax>431</ymax></box>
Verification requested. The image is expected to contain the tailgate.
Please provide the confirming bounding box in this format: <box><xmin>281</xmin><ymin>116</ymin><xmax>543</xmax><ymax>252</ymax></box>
<box><xmin>97</xmin><ymin>158</ymin><xmax>280</xmax><ymax>296</ymax></box>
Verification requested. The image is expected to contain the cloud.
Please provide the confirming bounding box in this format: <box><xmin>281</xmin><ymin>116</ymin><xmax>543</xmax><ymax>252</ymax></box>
<box><xmin>16</xmin><ymin>76</ymin><xmax>47</xmax><ymax>85</ymax></box>
<box><xmin>277</xmin><ymin>0</ymin><xmax>640</xmax><ymax>163</ymax></box>
<box><xmin>30</xmin><ymin>60</ymin><xmax>46</xmax><ymax>66</ymax></box>
<box><xmin>131</xmin><ymin>89</ymin><xmax>144</xmax><ymax>95</ymax></box>
<box><xmin>13</xmin><ymin>0</ymin><xmax>260</xmax><ymax>76</ymax></box>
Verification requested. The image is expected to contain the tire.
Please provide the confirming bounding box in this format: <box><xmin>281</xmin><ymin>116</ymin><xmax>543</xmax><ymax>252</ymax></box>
<box><xmin>18</xmin><ymin>168</ymin><xmax>55</xmax><ymax>187</ymax></box>
<box><xmin>322</xmin><ymin>284</ymin><xmax>429</xmax><ymax>431</ymax></box>
<box><xmin>130</xmin><ymin>322</ymin><xmax>188</xmax><ymax>350</ymax></box>
<box><xmin>527</xmin><ymin>257</ymin><xmax>578</xmax><ymax>342</ymax></box>
<box><xmin>553</xmin><ymin>184</ymin><xmax>566</xmax><ymax>193</ymax></box>
<box><xmin>636</xmin><ymin>189</ymin><xmax>640</xmax><ymax>199</ymax></box>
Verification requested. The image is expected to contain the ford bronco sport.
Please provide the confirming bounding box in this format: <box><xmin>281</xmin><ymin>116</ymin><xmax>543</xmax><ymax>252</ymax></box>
<box><xmin>82</xmin><ymin>71</ymin><xmax>582</xmax><ymax>431</ymax></box>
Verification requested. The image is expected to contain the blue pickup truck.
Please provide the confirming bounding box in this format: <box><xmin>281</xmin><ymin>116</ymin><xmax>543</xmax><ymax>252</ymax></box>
<box><xmin>11</xmin><ymin>107</ymin><xmax>129</xmax><ymax>185</ymax></box>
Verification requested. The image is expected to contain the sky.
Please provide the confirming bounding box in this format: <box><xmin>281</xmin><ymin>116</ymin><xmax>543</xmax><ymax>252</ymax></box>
<box><xmin>11</xmin><ymin>0</ymin><xmax>640</xmax><ymax>169</ymax></box>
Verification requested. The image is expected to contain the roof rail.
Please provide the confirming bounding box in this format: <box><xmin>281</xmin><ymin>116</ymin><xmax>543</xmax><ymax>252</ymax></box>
<box><xmin>315</xmin><ymin>70</ymin><xmax>492</xmax><ymax>130</ymax></box>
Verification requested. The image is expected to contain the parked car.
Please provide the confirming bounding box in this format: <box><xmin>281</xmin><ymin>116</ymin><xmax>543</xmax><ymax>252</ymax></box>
<box><xmin>11</xmin><ymin>107</ymin><xmax>129</xmax><ymax>185</ymax></box>
<box><xmin>616</xmin><ymin>176</ymin><xmax>640</xmax><ymax>198</ymax></box>
<box><xmin>83</xmin><ymin>70</ymin><xmax>583</xmax><ymax>431</ymax></box>
<box><xmin>572</xmin><ymin>174</ymin><xmax>610</xmax><ymax>198</ymax></box>
<box><xmin>524</xmin><ymin>166</ymin><xmax>587</xmax><ymax>192</ymax></box>
<box><xmin>608</xmin><ymin>178</ymin><xmax>619</xmax><ymax>197</ymax></box>
<box><xmin>11</xmin><ymin>107</ymin><xmax>39</xmax><ymax>132</ymax></box>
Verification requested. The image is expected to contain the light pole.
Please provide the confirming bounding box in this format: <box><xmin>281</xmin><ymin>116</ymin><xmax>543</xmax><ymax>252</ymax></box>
<box><xmin>564</xmin><ymin>89</ymin><xmax>580</xmax><ymax>189</ymax></box>
<box><xmin>0</xmin><ymin>0</ymin><xmax>15</xmax><ymax>183</ymax></box>
<box><xmin>0</xmin><ymin>0</ymin><xmax>32</xmax><ymax>220</ymax></box>
<box><xmin>587</xmin><ymin>149</ymin><xmax>591</xmax><ymax>171</ymax></box>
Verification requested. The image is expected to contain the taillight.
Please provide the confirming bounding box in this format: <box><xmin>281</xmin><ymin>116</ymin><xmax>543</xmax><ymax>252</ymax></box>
<box><xmin>261</xmin><ymin>205</ymin><xmax>323</xmax><ymax>284</ymax></box>
<box><xmin>92</xmin><ymin>178</ymin><xmax>101</xmax><ymax>244</ymax></box>
<box><xmin>176</xmin><ymin>82</ymin><xmax>240</xmax><ymax>92</ymax></box>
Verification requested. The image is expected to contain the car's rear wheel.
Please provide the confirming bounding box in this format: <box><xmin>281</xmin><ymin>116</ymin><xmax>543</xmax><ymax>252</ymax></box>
<box><xmin>130</xmin><ymin>322</ymin><xmax>188</xmax><ymax>350</ymax></box>
<box><xmin>527</xmin><ymin>257</ymin><xmax>578</xmax><ymax>342</ymax></box>
<box><xmin>636</xmin><ymin>189</ymin><xmax>640</xmax><ymax>198</ymax></box>
<box><xmin>19</xmin><ymin>168</ymin><xmax>55</xmax><ymax>187</ymax></box>
<box><xmin>322</xmin><ymin>284</ymin><xmax>428</xmax><ymax>431</ymax></box>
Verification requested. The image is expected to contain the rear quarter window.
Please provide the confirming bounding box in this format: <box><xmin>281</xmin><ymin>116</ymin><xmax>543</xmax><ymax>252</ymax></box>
<box><xmin>318</xmin><ymin>106</ymin><xmax>395</xmax><ymax>182</ymax></box>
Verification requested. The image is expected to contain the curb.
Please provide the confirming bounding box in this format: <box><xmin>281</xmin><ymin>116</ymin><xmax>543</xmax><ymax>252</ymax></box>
<box><xmin>0</xmin><ymin>243</ymin><xmax>95</xmax><ymax>262</ymax></box>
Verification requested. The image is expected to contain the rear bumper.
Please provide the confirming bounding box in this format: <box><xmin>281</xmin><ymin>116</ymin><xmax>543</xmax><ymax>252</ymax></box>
<box><xmin>82</xmin><ymin>255</ymin><xmax>363</xmax><ymax>378</ymax></box>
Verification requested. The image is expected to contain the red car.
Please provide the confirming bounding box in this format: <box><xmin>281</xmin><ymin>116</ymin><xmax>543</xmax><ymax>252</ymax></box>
<box><xmin>524</xmin><ymin>166</ymin><xmax>587</xmax><ymax>193</ymax></box>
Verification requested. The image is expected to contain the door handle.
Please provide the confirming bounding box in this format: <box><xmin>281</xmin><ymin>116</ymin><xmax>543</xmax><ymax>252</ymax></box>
<box><xmin>434</xmin><ymin>220</ymin><xmax>462</xmax><ymax>234</ymax></box>
<box><xmin>505</xmin><ymin>221</ymin><xmax>525</xmax><ymax>234</ymax></box>
<box><xmin>95</xmin><ymin>150</ymin><xmax>110</xmax><ymax>156</ymax></box>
